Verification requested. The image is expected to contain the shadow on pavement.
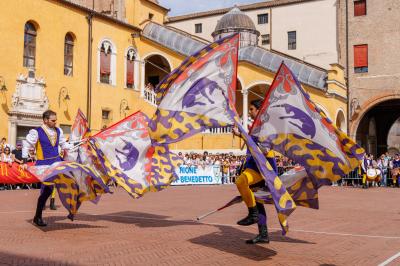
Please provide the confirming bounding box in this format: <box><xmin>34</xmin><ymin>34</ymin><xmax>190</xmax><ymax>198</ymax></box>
<box><xmin>189</xmin><ymin>225</ymin><xmax>314</xmax><ymax>261</ymax></box>
<box><xmin>26</xmin><ymin>216</ymin><xmax>107</xmax><ymax>232</ymax></box>
<box><xmin>38</xmin><ymin>211</ymin><xmax>314</xmax><ymax>261</ymax></box>
<box><xmin>0</xmin><ymin>251</ymin><xmax>78</xmax><ymax>266</ymax></box>
<box><xmin>52</xmin><ymin>211</ymin><xmax>193</xmax><ymax>227</ymax></box>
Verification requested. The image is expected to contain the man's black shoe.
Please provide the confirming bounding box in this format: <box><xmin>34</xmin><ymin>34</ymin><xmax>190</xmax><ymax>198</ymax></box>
<box><xmin>67</xmin><ymin>213</ymin><xmax>74</xmax><ymax>221</ymax></box>
<box><xmin>50</xmin><ymin>198</ymin><xmax>57</xmax><ymax>210</ymax></box>
<box><xmin>246</xmin><ymin>224</ymin><xmax>269</xmax><ymax>244</ymax></box>
<box><xmin>33</xmin><ymin>216</ymin><xmax>47</xmax><ymax>227</ymax></box>
<box><xmin>237</xmin><ymin>206</ymin><xmax>259</xmax><ymax>226</ymax></box>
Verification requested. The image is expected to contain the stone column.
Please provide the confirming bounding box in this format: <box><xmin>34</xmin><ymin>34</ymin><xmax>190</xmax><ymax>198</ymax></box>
<box><xmin>140</xmin><ymin>61</ymin><xmax>145</xmax><ymax>97</ymax></box>
<box><xmin>242</xmin><ymin>89</ymin><xmax>248</xmax><ymax>131</ymax></box>
<box><xmin>8</xmin><ymin>121</ymin><xmax>17</xmax><ymax>147</ymax></box>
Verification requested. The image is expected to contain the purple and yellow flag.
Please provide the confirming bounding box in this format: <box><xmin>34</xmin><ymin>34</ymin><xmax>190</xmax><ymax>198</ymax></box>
<box><xmin>255</xmin><ymin>166</ymin><xmax>319</xmax><ymax>210</ymax></box>
<box><xmin>27</xmin><ymin>110</ymin><xmax>110</xmax><ymax>216</ymax></box>
<box><xmin>28</xmin><ymin>161</ymin><xmax>109</xmax><ymax>215</ymax></box>
<box><xmin>89</xmin><ymin>111</ymin><xmax>180</xmax><ymax>199</ymax></box>
<box><xmin>251</xmin><ymin>63</ymin><xmax>365</xmax><ymax>187</ymax></box>
<box><xmin>149</xmin><ymin>34</ymin><xmax>239</xmax><ymax>143</ymax></box>
<box><xmin>149</xmin><ymin>34</ymin><xmax>296</xmax><ymax>234</ymax></box>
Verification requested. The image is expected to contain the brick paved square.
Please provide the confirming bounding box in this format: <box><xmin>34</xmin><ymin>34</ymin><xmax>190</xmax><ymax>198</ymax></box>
<box><xmin>0</xmin><ymin>186</ymin><xmax>399</xmax><ymax>265</ymax></box>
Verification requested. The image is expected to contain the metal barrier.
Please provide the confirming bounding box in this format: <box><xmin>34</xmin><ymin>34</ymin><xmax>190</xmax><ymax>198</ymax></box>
<box><xmin>340</xmin><ymin>167</ymin><xmax>398</xmax><ymax>187</ymax></box>
<box><xmin>340</xmin><ymin>167</ymin><xmax>362</xmax><ymax>186</ymax></box>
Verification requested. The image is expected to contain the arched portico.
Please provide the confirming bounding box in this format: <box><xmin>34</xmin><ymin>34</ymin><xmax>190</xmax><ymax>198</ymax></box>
<box><xmin>351</xmin><ymin>96</ymin><xmax>400</xmax><ymax>156</ymax></box>
<box><xmin>241</xmin><ymin>81</ymin><xmax>271</xmax><ymax>130</ymax></box>
<box><xmin>141</xmin><ymin>53</ymin><xmax>172</xmax><ymax>97</ymax></box>
<box><xmin>335</xmin><ymin>109</ymin><xmax>346</xmax><ymax>133</ymax></box>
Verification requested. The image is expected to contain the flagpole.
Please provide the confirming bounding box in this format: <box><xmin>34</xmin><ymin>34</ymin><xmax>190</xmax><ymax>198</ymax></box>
<box><xmin>196</xmin><ymin>196</ymin><xmax>242</xmax><ymax>221</ymax></box>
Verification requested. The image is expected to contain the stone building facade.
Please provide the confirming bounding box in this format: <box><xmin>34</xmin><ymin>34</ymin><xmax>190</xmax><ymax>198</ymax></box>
<box><xmin>338</xmin><ymin>0</ymin><xmax>400</xmax><ymax>155</ymax></box>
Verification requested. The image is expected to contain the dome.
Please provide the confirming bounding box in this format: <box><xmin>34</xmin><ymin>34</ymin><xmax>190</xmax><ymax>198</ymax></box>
<box><xmin>212</xmin><ymin>7</ymin><xmax>258</xmax><ymax>37</ymax></box>
<box><xmin>212</xmin><ymin>7</ymin><xmax>259</xmax><ymax>47</ymax></box>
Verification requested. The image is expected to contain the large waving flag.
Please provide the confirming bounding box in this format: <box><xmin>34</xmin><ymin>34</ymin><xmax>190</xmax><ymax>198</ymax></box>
<box><xmin>149</xmin><ymin>34</ymin><xmax>239</xmax><ymax>143</ymax></box>
<box><xmin>63</xmin><ymin>110</ymin><xmax>111</xmax><ymax>208</ymax></box>
<box><xmin>28</xmin><ymin>161</ymin><xmax>109</xmax><ymax>216</ymax></box>
<box><xmin>149</xmin><ymin>34</ymin><xmax>296</xmax><ymax>234</ymax></box>
<box><xmin>64</xmin><ymin>109</ymin><xmax>109</xmax><ymax>185</ymax></box>
<box><xmin>254</xmin><ymin>166</ymin><xmax>319</xmax><ymax>210</ymax></box>
<box><xmin>64</xmin><ymin>109</ymin><xmax>90</xmax><ymax>162</ymax></box>
<box><xmin>21</xmin><ymin>110</ymin><xmax>110</xmax><ymax>217</ymax></box>
<box><xmin>90</xmin><ymin>111</ymin><xmax>180</xmax><ymax>198</ymax></box>
<box><xmin>251</xmin><ymin>62</ymin><xmax>365</xmax><ymax>187</ymax></box>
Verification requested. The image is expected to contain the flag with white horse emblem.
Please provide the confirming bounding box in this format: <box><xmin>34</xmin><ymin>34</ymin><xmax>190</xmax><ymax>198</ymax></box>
<box><xmin>90</xmin><ymin>111</ymin><xmax>180</xmax><ymax>198</ymax></box>
<box><xmin>149</xmin><ymin>34</ymin><xmax>297</xmax><ymax>234</ymax></box>
<box><xmin>149</xmin><ymin>34</ymin><xmax>239</xmax><ymax>143</ymax></box>
<box><xmin>250</xmin><ymin>62</ymin><xmax>365</xmax><ymax>187</ymax></box>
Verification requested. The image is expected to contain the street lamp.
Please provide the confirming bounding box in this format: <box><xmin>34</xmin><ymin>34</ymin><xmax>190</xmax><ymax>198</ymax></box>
<box><xmin>58</xmin><ymin>86</ymin><xmax>70</xmax><ymax>108</ymax></box>
<box><xmin>0</xmin><ymin>76</ymin><xmax>7</xmax><ymax>92</ymax></box>
<box><xmin>120</xmin><ymin>99</ymin><xmax>130</xmax><ymax>118</ymax></box>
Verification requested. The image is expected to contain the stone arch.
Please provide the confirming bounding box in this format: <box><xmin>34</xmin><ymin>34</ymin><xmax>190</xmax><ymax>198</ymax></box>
<box><xmin>350</xmin><ymin>94</ymin><xmax>400</xmax><ymax>138</ymax></box>
<box><xmin>241</xmin><ymin>81</ymin><xmax>271</xmax><ymax>129</ymax></box>
<box><xmin>245</xmin><ymin>81</ymin><xmax>271</xmax><ymax>103</ymax></box>
<box><xmin>352</xmin><ymin>95</ymin><xmax>400</xmax><ymax>155</ymax></box>
<box><xmin>142</xmin><ymin>52</ymin><xmax>172</xmax><ymax>89</ymax></box>
<box><xmin>234</xmin><ymin>77</ymin><xmax>243</xmax><ymax>115</ymax></box>
<box><xmin>387</xmin><ymin>117</ymin><xmax>400</xmax><ymax>155</ymax></box>
<box><xmin>335</xmin><ymin>108</ymin><xmax>346</xmax><ymax>133</ymax></box>
<box><xmin>25</xmin><ymin>20</ymin><xmax>40</xmax><ymax>31</ymax></box>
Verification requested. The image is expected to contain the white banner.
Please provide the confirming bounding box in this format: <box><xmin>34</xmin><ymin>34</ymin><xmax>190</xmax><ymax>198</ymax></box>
<box><xmin>172</xmin><ymin>165</ymin><xmax>222</xmax><ymax>185</ymax></box>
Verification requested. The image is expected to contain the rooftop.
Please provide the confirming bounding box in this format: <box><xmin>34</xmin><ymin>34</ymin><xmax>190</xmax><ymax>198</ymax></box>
<box><xmin>142</xmin><ymin>22</ymin><xmax>327</xmax><ymax>90</ymax></box>
<box><xmin>167</xmin><ymin>0</ymin><xmax>318</xmax><ymax>23</ymax></box>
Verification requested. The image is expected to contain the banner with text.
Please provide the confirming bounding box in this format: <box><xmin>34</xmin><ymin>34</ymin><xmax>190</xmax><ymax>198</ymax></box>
<box><xmin>172</xmin><ymin>165</ymin><xmax>222</xmax><ymax>185</ymax></box>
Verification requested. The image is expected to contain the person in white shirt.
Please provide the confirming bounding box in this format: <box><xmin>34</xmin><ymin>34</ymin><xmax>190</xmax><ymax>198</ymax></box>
<box><xmin>1</xmin><ymin>146</ymin><xmax>14</xmax><ymax>166</ymax></box>
<box><xmin>23</xmin><ymin>110</ymin><xmax>73</xmax><ymax>227</ymax></box>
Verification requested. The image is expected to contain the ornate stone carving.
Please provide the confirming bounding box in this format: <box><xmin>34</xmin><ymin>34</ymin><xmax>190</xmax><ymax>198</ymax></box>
<box><xmin>10</xmin><ymin>70</ymin><xmax>49</xmax><ymax>115</ymax></box>
<box><xmin>350</xmin><ymin>98</ymin><xmax>361</xmax><ymax>119</ymax></box>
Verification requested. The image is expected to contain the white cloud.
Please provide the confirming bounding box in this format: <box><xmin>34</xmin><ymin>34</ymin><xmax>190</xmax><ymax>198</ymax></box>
<box><xmin>159</xmin><ymin>0</ymin><xmax>268</xmax><ymax>16</ymax></box>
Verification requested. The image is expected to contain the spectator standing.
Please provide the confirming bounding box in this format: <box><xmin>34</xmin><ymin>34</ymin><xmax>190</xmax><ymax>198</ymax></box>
<box><xmin>391</xmin><ymin>154</ymin><xmax>400</xmax><ymax>187</ymax></box>
<box><xmin>12</xmin><ymin>141</ymin><xmax>24</xmax><ymax>164</ymax></box>
<box><xmin>222</xmin><ymin>159</ymin><xmax>230</xmax><ymax>184</ymax></box>
<box><xmin>0</xmin><ymin>137</ymin><xmax>7</xmax><ymax>151</ymax></box>
<box><xmin>26</xmin><ymin>148</ymin><xmax>37</xmax><ymax>163</ymax></box>
<box><xmin>377</xmin><ymin>154</ymin><xmax>389</xmax><ymax>187</ymax></box>
<box><xmin>1</xmin><ymin>146</ymin><xmax>14</xmax><ymax>166</ymax></box>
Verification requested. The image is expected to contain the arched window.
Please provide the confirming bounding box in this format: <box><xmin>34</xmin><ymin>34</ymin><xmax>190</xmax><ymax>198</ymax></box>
<box><xmin>100</xmin><ymin>41</ymin><xmax>112</xmax><ymax>84</ymax></box>
<box><xmin>64</xmin><ymin>33</ymin><xmax>74</xmax><ymax>76</ymax></box>
<box><xmin>126</xmin><ymin>49</ymin><xmax>135</xmax><ymax>88</ymax></box>
<box><xmin>23</xmin><ymin>22</ymin><xmax>37</xmax><ymax>67</ymax></box>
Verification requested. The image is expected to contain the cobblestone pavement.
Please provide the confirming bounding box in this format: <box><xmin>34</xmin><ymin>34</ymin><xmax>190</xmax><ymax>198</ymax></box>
<box><xmin>0</xmin><ymin>185</ymin><xmax>399</xmax><ymax>266</ymax></box>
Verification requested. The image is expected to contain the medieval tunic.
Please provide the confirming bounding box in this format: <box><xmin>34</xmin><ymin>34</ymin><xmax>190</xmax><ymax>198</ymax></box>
<box><xmin>22</xmin><ymin>125</ymin><xmax>72</xmax><ymax>164</ymax></box>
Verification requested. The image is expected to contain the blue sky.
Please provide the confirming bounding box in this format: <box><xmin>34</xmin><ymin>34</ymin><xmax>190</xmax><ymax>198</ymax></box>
<box><xmin>158</xmin><ymin>0</ymin><xmax>268</xmax><ymax>16</ymax></box>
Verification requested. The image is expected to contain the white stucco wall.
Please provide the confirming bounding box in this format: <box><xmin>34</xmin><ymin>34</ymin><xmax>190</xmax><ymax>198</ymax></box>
<box><xmin>167</xmin><ymin>7</ymin><xmax>271</xmax><ymax>48</ymax></box>
<box><xmin>167</xmin><ymin>0</ymin><xmax>338</xmax><ymax>69</ymax></box>
<box><xmin>167</xmin><ymin>14</ymin><xmax>220</xmax><ymax>41</ymax></box>
<box><xmin>271</xmin><ymin>0</ymin><xmax>338</xmax><ymax>68</ymax></box>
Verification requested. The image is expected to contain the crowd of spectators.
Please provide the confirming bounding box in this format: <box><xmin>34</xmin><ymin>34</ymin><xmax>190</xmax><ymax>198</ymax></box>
<box><xmin>0</xmin><ymin>135</ymin><xmax>398</xmax><ymax>189</ymax></box>
<box><xmin>0</xmin><ymin>138</ymin><xmax>37</xmax><ymax>190</ymax></box>
<box><xmin>341</xmin><ymin>152</ymin><xmax>400</xmax><ymax>187</ymax></box>
<box><xmin>177</xmin><ymin>151</ymin><xmax>297</xmax><ymax>184</ymax></box>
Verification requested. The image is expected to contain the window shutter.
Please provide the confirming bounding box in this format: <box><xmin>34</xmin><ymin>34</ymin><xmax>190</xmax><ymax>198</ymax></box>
<box><xmin>126</xmin><ymin>60</ymin><xmax>134</xmax><ymax>85</ymax></box>
<box><xmin>354</xmin><ymin>45</ymin><xmax>368</xmax><ymax>67</ymax></box>
<box><xmin>100</xmin><ymin>51</ymin><xmax>111</xmax><ymax>74</ymax></box>
<box><xmin>354</xmin><ymin>0</ymin><xmax>366</xmax><ymax>16</ymax></box>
